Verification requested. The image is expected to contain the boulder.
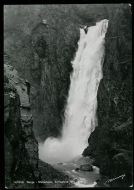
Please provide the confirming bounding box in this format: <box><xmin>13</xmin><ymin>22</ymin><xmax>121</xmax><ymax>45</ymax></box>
<box><xmin>79</xmin><ymin>164</ymin><xmax>93</xmax><ymax>171</ymax></box>
<box><xmin>75</xmin><ymin>168</ymin><xmax>80</xmax><ymax>171</ymax></box>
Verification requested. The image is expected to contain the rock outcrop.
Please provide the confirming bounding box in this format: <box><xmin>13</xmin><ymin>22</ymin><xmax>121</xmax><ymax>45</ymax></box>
<box><xmin>79</xmin><ymin>164</ymin><xmax>93</xmax><ymax>172</ymax></box>
<box><xmin>4</xmin><ymin>64</ymin><xmax>40</xmax><ymax>188</ymax></box>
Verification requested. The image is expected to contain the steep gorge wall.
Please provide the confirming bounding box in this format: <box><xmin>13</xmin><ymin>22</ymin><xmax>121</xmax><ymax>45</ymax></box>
<box><xmin>83</xmin><ymin>5</ymin><xmax>132</xmax><ymax>187</ymax></box>
<box><xmin>4</xmin><ymin>4</ymin><xmax>109</xmax><ymax>142</ymax></box>
<box><xmin>4</xmin><ymin>64</ymin><xmax>70</xmax><ymax>188</ymax></box>
<box><xmin>4</xmin><ymin>64</ymin><xmax>40</xmax><ymax>188</ymax></box>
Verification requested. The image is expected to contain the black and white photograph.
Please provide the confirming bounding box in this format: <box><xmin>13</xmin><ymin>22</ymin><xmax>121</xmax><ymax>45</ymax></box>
<box><xmin>4</xmin><ymin>4</ymin><xmax>133</xmax><ymax>188</ymax></box>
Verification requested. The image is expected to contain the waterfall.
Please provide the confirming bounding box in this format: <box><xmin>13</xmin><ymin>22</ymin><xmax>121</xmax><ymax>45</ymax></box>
<box><xmin>39</xmin><ymin>19</ymin><xmax>109</xmax><ymax>164</ymax></box>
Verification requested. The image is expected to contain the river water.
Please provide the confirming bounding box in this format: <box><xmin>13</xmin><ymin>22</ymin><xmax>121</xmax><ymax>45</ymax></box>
<box><xmin>52</xmin><ymin>156</ymin><xmax>100</xmax><ymax>187</ymax></box>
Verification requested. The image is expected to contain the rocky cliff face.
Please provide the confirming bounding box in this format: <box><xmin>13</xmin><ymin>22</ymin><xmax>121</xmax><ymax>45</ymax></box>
<box><xmin>4</xmin><ymin>63</ymin><xmax>70</xmax><ymax>188</ymax></box>
<box><xmin>83</xmin><ymin>5</ymin><xmax>132</xmax><ymax>187</ymax></box>
<box><xmin>4</xmin><ymin>5</ymin><xmax>108</xmax><ymax>142</ymax></box>
<box><xmin>4</xmin><ymin>63</ymin><xmax>41</xmax><ymax>188</ymax></box>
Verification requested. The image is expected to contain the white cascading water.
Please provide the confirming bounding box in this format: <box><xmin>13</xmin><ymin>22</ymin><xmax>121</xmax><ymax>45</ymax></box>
<box><xmin>39</xmin><ymin>19</ymin><xmax>109</xmax><ymax>164</ymax></box>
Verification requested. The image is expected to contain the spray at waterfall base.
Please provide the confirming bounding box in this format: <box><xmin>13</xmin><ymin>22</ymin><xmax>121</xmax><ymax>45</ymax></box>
<box><xmin>39</xmin><ymin>19</ymin><xmax>109</xmax><ymax>164</ymax></box>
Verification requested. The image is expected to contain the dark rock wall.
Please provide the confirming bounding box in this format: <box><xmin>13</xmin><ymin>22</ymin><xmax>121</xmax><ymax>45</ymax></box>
<box><xmin>83</xmin><ymin>5</ymin><xmax>132</xmax><ymax>187</ymax></box>
<box><xmin>4</xmin><ymin>4</ymin><xmax>109</xmax><ymax>141</ymax></box>
<box><xmin>4</xmin><ymin>64</ymin><xmax>40</xmax><ymax>188</ymax></box>
<box><xmin>4</xmin><ymin>64</ymin><xmax>71</xmax><ymax>188</ymax></box>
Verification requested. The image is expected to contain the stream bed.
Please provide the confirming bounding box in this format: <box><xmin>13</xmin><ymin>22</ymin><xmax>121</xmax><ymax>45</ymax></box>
<box><xmin>52</xmin><ymin>156</ymin><xmax>100</xmax><ymax>187</ymax></box>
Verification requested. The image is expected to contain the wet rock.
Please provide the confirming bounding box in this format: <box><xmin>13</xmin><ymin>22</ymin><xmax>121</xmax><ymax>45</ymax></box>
<box><xmin>79</xmin><ymin>164</ymin><xmax>93</xmax><ymax>171</ymax></box>
<box><xmin>75</xmin><ymin>168</ymin><xmax>80</xmax><ymax>171</ymax></box>
<box><xmin>74</xmin><ymin>178</ymin><xmax>78</xmax><ymax>182</ymax></box>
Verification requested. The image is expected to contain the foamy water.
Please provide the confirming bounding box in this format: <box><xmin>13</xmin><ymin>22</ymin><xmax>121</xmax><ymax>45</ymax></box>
<box><xmin>39</xmin><ymin>19</ymin><xmax>109</xmax><ymax>164</ymax></box>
